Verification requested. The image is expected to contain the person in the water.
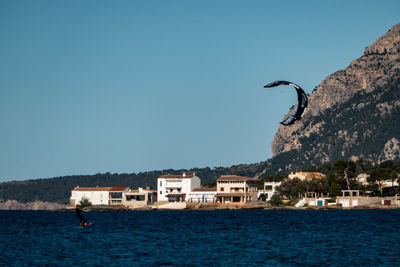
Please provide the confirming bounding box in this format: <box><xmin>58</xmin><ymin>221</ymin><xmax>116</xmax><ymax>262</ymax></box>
<box><xmin>75</xmin><ymin>205</ymin><xmax>87</xmax><ymax>225</ymax></box>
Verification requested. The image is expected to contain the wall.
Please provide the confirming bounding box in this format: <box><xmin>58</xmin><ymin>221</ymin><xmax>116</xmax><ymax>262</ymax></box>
<box><xmin>70</xmin><ymin>191</ymin><xmax>109</xmax><ymax>205</ymax></box>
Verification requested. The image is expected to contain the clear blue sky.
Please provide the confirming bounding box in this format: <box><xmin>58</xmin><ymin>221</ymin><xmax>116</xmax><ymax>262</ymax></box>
<box><xmin>1</xmin><ymin>0</ymin><xmax>399</xmax><ymax>182</ymax></box>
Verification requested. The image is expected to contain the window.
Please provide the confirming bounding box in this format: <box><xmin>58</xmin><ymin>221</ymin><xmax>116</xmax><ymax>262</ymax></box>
<box><xmin>160</xmin><ymin>191</ymin><xmax>162</xmax><ymax>195</ymax></box>
<box><xmin>111</xmin><ymin>192</ymin><xmax>122</xmax><ymax>198</ymax></box>
<box><xmin>160</xmin><ymin>181</ymin><xmax>162</xmax><ymax>186</ymax></box>
<box><xmin>220</xmin><ymin>187</ymin><xmax>224</xmax><ymax>192</ymax></box>
<box><xmin>265</xmin><ymin>185</ymin><xmax>273</xmax><ymax>190</ymax></box>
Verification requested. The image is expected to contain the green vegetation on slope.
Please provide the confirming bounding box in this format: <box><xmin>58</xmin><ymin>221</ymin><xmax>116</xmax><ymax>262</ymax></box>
<box><xmin>0</xmin><ymin>163</ymin><xmax>266</xmax><ymax>204</ymax></box>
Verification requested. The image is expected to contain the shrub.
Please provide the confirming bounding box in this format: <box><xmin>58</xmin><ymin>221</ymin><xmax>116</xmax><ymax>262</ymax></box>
<box><xmin>78</xmin><ymin>197</ymin><xmax>92</xmax><ymax>208</ymax></box>
<box><xmin>269</xmin><ymin>195</ymin><xmax>282</xmax><ymax>206</ymax></box>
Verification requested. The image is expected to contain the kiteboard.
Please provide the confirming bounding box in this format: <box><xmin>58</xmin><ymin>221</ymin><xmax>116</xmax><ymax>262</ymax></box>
<box><xmin>79</xmin><ymin>222</ymin><xmax>92</xmax><ymax>227</ymax></box>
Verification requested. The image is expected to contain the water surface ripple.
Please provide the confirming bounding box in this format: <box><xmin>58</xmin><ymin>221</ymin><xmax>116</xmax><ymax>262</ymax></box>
<box><xmin>1</xmin><ymin>209</ymin><xmax>399</xmax><ymax>266</ymax></box>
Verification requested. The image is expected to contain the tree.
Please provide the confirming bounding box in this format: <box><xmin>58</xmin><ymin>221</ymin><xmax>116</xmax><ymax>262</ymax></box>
<box><xmin>368</xmin><ymin>168</ymin><xmax>391</xmax><ymax>194</ymax></box>
<box><xmin>328</xmin><ymin>182</ymin><xmax>342</xmax><ymax>197</ymax></box>
<box><xmin>78</xmin><ymin>197</ymin><xmax>92</xmax><ymax>208</ymax></box>
<box><xmin>269</xmin><ymin>194</ymin><xmax>282</xmax><ymax>206</ymax></box>
<box><xmin>258</xmin><ymin>194</ymin><xmax>267</xmax><ymax>201</ymax></box>
<box><xmin>379</xmin><ymin>160</ymin><xmax>394</xmax><ymax>169</ymax></box>
<box><xmin>334</xmin><ymin>160</ymin><xmax>357</xmax><ymax>191</ymax></box>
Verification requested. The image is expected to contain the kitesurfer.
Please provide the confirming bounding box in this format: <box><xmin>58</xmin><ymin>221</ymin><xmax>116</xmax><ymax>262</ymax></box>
<box><xmin>75</xmin><ymin>205</ymin><xmax>87</xmax><ymax>225</ymax></box>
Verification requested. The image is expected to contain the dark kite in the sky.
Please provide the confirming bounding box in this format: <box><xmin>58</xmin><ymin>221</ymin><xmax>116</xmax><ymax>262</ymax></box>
<box><xmin>264</xmin><ymin>80</ymin><xmax>308</xmax><ymax>126</ymax></box>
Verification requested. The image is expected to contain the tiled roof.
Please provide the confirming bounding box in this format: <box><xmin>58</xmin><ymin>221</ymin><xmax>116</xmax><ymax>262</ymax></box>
<box><xmin>159</xmin><ymin>173</ymin><xmax>196</xmax><ymax>179</ymax></box>
<box><xmin>217</xmin><ymin>175</ymin><xmax>259</xmax><ymax>182</ymax></box>
<box><xmin>72</xmin><ymin>186</ymin><xmax>128</xmax><ymax>192</ymax></box>
<box><xmin>127</xmin><ymin>189</ymin><xmax>157</xmax><ymax>194</ymax></box>
<box><xmin>109</xmin><ymin>187</ymin><xmax>129</xmax><ymax>192</ymax></box>
<box><xmin>144</xmin><ymin>189</ymin><xmax>157</xmax><ymax>193</ymax></box>
<box><xmin>72</xmin><ymin>187</ymin><xmax>112</xmax><ymax>191</ymax></box>
<box><xmin>127</xmin><ymin>190</ymin><xmax>140</xmax><ymax>193</ymax></box>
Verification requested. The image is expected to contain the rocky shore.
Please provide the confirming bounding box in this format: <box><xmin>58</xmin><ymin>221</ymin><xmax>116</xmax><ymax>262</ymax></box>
<box><xmin>0</xmin><ymin>200</ymin><xmax>66</xmax><ymax>210</ymax></box>
<box><xmin>1</xmin><ymin>200</ymin><xmax>399</xmax><ymax>211</ymax></box>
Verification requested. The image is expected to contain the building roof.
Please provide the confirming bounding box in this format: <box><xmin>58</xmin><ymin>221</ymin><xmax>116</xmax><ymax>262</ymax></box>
<box><xmin>145</xmin><ymin>189</ymin><xmax>157</xmax><ymax>193</ymax></box>
<box><xmin>72</xmin><ymin>186</ymin><xmax>128</xmax><ymax>192</ymax></box>
<box><xmin>192</xmin><ymin>188</ymin><xmax>217</xmax><ymax>192</ymax></box>
<box><xmin>159</xmin><ymin>173</ymin><xmax>196</xmax><ymax>179</ymax></box>
<box><xmin>109</xmin><ymin>187</ymin><xmax>129</xmax><ymax>192</ymax></box>
<box><xmin>126</xmin><ymin>189</ymin><xmax>157</xmax><ymax>194</ymax></box>
<box><xmin>217</xmin><ymin>175</ymin><xmax>259</xmax><ymax>182</ymax></box>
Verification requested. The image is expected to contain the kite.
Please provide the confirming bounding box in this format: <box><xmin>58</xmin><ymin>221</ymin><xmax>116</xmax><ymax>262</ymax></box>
<box><xmin>264</xmin><ymin>80</ymin><xmax>308</xmax><ymax>126</ymax></box>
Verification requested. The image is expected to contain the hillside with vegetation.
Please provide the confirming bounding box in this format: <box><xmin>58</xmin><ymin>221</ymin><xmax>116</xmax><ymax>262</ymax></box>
<box><xmin>263</xmin><ymin>159</ymin><xmax>399</xmax><ymax>201</ymax></box>
<box><xmin>0</xmin><ymin>163</ymin><xmax>265</xmax><ymax>204</ymax></box>
<box><xmin>271</xmin><ymin>23</ymin><xmax>400</xmax><ymax>171</ymax></box>
<box><xmin>263</xmin><ymin>76</ymin><xmax>400</xmax><ymax>174</ymax></box>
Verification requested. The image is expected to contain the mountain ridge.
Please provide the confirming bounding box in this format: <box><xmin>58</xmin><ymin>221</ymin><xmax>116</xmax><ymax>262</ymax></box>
<box><xmin>271</xmin><ymin>23</ymin><xmax>400</xmax><ymax>168</ymax></box>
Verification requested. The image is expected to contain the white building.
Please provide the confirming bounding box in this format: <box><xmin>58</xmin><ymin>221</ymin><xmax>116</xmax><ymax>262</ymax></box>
<box><xmin>215</xmin><ymin>175</ymin><xmax>259</xmax><ymax>203</ymax></box>
<box><xmin>70</xmin><ymin>186</ymin><xmax>129</xmax><ymax>206</ymax></box>
<box><xmin>288</xmin><ymin>171</ymin><xmax>326</xmax><ymax>181</ymax></box>
<box><xmin>356</xmin><ymin>173</ymin><xmax>370</xmax><ymax>186</ymax></box>
<box><xmin>258</xmin><ymin>181</ymin><xmax>281</xmax><ymax>201</ymax></box>
<box><xmin>336</xmin><ymin>190</ymin><xmax>361</xmax><ymax>208</ymax></box>
<box><xmin>157</xmin><ymin>173</ymin><xmax>201</xmax><ymax>202</ymax></box>
<box><xmin>122</xmin><ymin>188</ymin><xmax>157</xmax><ymax>208</ymax></box>
<box><xmin>187</xmin><ymin>188</ymin><xmax>217</xmax><ymax>203</ymax></box>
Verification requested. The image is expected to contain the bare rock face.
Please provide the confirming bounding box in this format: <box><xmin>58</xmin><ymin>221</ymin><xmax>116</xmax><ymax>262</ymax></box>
<box><xmin>271</xmin><ymin>23</ymin><xmax>400</xmax><ymax>165</ymax></box>
<box><xmin>379</xmin><ymin>138</ymin><xmax>400</xmax><ymax>162</ymax></box>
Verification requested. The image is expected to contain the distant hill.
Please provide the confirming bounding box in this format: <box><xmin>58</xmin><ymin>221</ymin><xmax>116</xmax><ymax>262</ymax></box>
<box><xmin>269</xmin><ymin>22</ymin><xmax>400</xmax><ymax>173</ymax></box>
<box><xmin>0</xmin><ymin>163</ymin><xmax>265</xmax><ymax>204</ymax></box>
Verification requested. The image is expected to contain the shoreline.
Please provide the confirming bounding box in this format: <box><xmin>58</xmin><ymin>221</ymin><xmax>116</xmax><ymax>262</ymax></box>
<box><xmin>52</xmin><ymin>202</ymin><xmax>400</xmax><ymax>211</ymax></box>
<box><xmin>1</xmin><ymin>200</ymin><xmax>399</xmax><ymax>211</ymax></box>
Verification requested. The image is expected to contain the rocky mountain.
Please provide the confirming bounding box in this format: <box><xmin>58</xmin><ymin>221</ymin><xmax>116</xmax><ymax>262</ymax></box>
<box><xmin>270</xmin><ymin>23</ymin><xmax>400</xmax><ymax>171</ymax></box>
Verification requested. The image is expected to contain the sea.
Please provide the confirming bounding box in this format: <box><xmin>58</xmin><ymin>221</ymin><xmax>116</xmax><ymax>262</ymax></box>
<box><xmin>1</xmin><ymin>209</ymin><xmax>399</xmax><ymax>266</ymax></box>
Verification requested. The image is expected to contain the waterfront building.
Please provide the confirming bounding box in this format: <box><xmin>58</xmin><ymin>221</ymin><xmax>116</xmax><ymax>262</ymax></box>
<box><xmin>356</xmin><ymin>173</ymin><xmax>370</xmax><ymax>186</ymax></box>
<box><xmin>122</xmin><ymin>188</ymin><xmax>157</xmax><ymax>208</ymax></box>
<box><xmin>157</xmin><ymin>173</ymin><xmax>201</xmax><ymax>202</ymax></box>
<box><xmin>336</xmin><ymin>190</ymin><xmax>361</xmax><ymax>207</ymax></box>
<box><xmin>186</xmin><ymin>188</ymin><xmax>217</xmax><ymax>202</ymax></box>
<box><xmin>258</xmin><ymin>181</ymin><xmax>281</xmax><ymax>201</ymax></box>
<box><xmin>215</xmin><ymin>175</ymin><xmax>259</xmax><ymax>203</ymax></box>
<box><xmin>70</xmin><ymin>186</ymin><xmax>129</xmax><ymax>206</ymax></box>
<box><xmin>288</xmin><ymin>171</ymin><xmax>326</xmax><ymax>181</ymax></box>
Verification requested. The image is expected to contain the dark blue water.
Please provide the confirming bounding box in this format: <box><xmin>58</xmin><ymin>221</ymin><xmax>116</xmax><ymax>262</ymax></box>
<box><xmin>1</xmin><ymin>209</ymin><xmax>399</xmax><ymax>266</ymax></box>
